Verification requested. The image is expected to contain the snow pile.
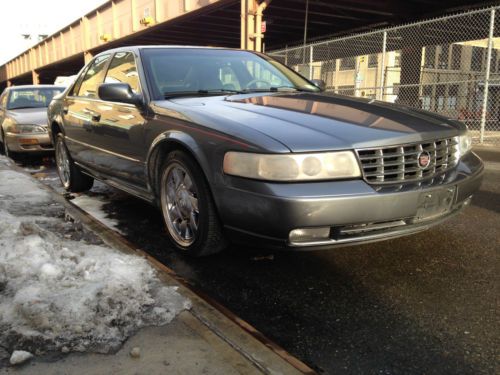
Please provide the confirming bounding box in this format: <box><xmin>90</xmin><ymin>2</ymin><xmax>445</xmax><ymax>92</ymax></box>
<box><xmin>0</xmin><ymin>170</ymin><xmax>52</xmax><ymax>214</ymax></box>
<box><xmin>0</xmin><ymin>165</ymin><xmax>190</xmax><ymax>355</ymax></box>
<box><xmin>9</xmin><ymin>350</ymin><xmax>33</xmax><ymax>365</ymax></box>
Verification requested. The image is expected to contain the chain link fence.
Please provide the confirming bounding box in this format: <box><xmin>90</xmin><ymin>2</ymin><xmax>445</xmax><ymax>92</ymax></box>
<box><xmin>268</xmin><ymin>6</ymin><xmax>500</xmax><ymax>147</ymax></box>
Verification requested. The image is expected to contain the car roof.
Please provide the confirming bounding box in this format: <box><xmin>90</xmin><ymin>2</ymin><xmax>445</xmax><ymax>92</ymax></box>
<box><xmin>94</xmin><ymin>45</ymin><xmax>246</xmax><ymax>57</ymax></box>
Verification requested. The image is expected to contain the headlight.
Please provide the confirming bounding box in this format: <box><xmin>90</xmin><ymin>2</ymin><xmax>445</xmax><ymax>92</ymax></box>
<box><xmin>6</xmin><ymin>124</ymin><xmax>47</xmax><ymax>134</ymax></box>
<box><xmin>223</xmin><ymin>151</ymin><xmax>361</xmax><ymax>181</ymax></box>
<box><xmin>458</xmin><ymin>132</ymin><xmax>472</xmax><ymax>156</ymax></box>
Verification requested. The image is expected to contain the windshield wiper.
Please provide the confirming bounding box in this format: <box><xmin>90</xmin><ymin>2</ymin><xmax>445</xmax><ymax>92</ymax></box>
<box><xmin>8</xmin><ymin>106</ymin><xmax>43</xmax><ymax>110</ymax></box>
<box><xmin>270</xmin><ymin>86</ymin><xmax>304</xmax><ymax>92</ymax></box>
<box><xmin>164</xmin><ymin>89</ymin><xmax>244</xmax><ymax>99</ymax></box>
<box><xmin>242</xmin><ymin>86</ymin><xmax>314</xmax><ymax>93</ymax></box>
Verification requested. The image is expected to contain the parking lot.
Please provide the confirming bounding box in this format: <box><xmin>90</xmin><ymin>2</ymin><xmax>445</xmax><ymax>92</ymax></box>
<box><xmin>18</xmin><ymin>150</ymin><xmax>499</xmax><ymax>375</ymax></box>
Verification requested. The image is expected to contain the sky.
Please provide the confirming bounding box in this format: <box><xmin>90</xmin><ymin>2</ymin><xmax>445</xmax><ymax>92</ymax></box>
<box><xmin>0</xmin><ymin>0</ymin><xmax>107</xmax><ymax>65</ymax></box>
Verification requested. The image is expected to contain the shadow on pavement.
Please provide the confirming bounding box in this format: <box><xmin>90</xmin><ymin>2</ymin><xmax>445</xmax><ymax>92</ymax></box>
<box><xmin>91</xmin><ymin>189</ymin><xmax>496</xmax><ymax>374</ymax></box>
<box><xmin>19</xmin><ymin>158</ymin><xmax>497</xmax><ymax>375</ymax></box>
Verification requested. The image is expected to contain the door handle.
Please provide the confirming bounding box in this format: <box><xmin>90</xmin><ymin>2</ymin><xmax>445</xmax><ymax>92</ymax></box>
<box><xmin>83</xmin><ymin>108</ymin><xmax>101</xmax><ymax>122</ymax></box>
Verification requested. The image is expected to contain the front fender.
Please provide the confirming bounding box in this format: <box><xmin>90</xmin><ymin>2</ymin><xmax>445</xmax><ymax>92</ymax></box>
<box><xmin>1</xmin><ymin>117</ymin><xmax>15</xmax><ymax>141</ymax></box>
<box><xmin>146</xmin><ymin>130</ymin><xmax>212</xmax><ymax>196</ymax></box>
<box><xmin>47</xmin><ymin>100</ymin><xmax>65</xmax><ymax>142</ymax></box>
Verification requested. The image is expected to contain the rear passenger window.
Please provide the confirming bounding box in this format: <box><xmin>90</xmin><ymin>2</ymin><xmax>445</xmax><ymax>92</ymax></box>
<box><xmin>76</xmin><ymin>54</ymin><xmax>110</xmax><ymax>98</ymax></box>
<box><xmin>105</xmin><ymin>52</ymin><xmax>141</xmax><ymax>94</ymax></box>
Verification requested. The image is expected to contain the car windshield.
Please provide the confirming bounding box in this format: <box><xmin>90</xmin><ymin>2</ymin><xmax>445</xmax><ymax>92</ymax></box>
<box><xmin>140</xmin><ymin>48</ymin><xmax>320</xmax><ymax>99</ymax></box>
<box><xmin>7</xmin><ymin>87</ymin><xmax>64</xmax><ymax>110</ymax></box>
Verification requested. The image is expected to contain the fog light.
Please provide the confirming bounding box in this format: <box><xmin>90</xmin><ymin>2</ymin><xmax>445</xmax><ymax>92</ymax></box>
<box><xmin>289</xmin><ymin>227</ymin><xmax>331</xmax><ymax>244</ymax></box>
<box><xmin>19</xmin><ymin>138</ymin><xmax>39</xmax><ymax>145</ymax></box>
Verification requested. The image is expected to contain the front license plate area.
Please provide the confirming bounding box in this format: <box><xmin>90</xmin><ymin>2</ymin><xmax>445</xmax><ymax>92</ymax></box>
<box><xmin>415</xmin><ymin>187</ymin><xmax>456</xmax><ymax>222</ymax></box>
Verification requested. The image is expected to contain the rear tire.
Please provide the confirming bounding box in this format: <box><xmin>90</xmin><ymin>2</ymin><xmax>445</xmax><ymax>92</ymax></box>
<box><xmin>159</xmin><ymin>150</ymin><xmax>226</xmax><ymax>256</ymax></box>
<box><xmin>55</xmin><ymin>134</ymin><xmax>94</xmax><ymax>192</ymax></box>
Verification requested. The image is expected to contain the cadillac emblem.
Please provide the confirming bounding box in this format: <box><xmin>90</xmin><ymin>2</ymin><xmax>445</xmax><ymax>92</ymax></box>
<box><xmin>418</xmin><ymin>151</ymin><xmax>431</xmax><ymax>169</ymax></box>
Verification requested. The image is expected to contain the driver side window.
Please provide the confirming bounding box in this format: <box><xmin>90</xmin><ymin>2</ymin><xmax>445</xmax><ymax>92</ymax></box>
<box><xmin>104</xmin><ymin>52</ymin><xmax>141</xmax><ymax>94</ymax></box>
<box><xmin>76</xmin><ymin>54</ymin><xmax>110</xmax><ymax>98</ymax></box>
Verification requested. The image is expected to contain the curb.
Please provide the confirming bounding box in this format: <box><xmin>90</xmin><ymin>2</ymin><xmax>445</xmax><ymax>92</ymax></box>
<box><xmin>4</xmin><ymin>158</ymin><xmax>316</xmax><ymax>375</ymax></box>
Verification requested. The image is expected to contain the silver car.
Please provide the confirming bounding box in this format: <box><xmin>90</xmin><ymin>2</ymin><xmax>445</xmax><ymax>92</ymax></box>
<box><xmin>0</xmin><ymin>85</ymin><xmax>64</xmax><ymax>158</ymax></box>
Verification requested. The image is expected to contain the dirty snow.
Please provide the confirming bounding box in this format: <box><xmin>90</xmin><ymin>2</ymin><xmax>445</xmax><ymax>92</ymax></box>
<box><xmin>0</xmin><ymin>158</ymin><xmax>191</xmax><ymax>357</ymax></box>
<box><xmin>9</xmin><ymin>350</ymin><xmax>33</xmax><ymax>365</ymax></box>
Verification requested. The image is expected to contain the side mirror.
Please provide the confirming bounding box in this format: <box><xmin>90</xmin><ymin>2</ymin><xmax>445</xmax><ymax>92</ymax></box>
<box><xmin>311</xmin><ymin>79</ymin><xmax>326</xmax><ymax>91</ymax></box>
<box><xmin>98</xmin><ymin>83</ymin><xmax>142</xmax><ymax>106</ymax></box>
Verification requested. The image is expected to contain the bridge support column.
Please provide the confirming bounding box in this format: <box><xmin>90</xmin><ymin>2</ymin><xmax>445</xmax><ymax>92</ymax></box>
<box><xmin>32</xmin><ymin>70</ymin><xmax>40</xmax><ymax>85</ymax></box>
<box><xmin>241</xmin><ymin>0</ymin><xmax>271</xmax><ymax>52</ymax></box>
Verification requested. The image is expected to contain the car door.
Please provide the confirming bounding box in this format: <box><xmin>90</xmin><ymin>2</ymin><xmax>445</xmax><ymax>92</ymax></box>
<box><xmin>91</xmin><ymin>51</ymin><xmax>147</xmax><ymax>187</ymax></box>
<box><xmin>63</xmin><ymin>54</ymin><xmax>111</xmax><ymax>167</ymax></box>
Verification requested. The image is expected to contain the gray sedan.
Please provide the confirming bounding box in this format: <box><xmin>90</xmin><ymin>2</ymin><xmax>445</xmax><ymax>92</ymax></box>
<box><xmin>0</xmin><ymin>85</ymin><xmax>64</xmax><ymax>157</ymax></box>
<box><xmin>47</xmin><ymin>46</ymin><xmax>483</xmax><ymax>256</ymax></box>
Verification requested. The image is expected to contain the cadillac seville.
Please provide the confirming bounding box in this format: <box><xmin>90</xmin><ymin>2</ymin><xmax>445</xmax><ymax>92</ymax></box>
<box><xmin>47</xmin><ymin>46</ymin><xmax>483</xmax><ymax>256</ymax></box>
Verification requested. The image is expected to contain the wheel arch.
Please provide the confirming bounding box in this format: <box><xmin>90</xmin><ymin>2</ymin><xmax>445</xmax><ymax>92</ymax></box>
<box><xmin>50</xmin><ymin>118</ymin><xmax>65</xmax><ymax>144</ymax></box>
<box><xmin>147</xmin><ymin>131</ymin><xmax>213</xmax><ymax>199</ymax></box>
<box><xmin>0</xmin><ymin>118</ymin><xmax>10</xmax><ymax>142</ymax></box>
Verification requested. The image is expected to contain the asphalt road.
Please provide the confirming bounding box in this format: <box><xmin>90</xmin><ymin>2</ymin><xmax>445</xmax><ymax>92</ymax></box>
<box><xmin>20</xmin><ymin>153</ymin><xmax>500</xmax><ymax>375</ymax></box>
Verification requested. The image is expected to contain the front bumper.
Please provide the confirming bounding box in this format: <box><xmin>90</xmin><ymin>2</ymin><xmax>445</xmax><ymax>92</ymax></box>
<box><xmin>215</xmin><ymin>152</ymin><xmax>484</xmax><ymax>249</ymax></box>
<box><xmin>5</xmin><ymin>132</ymin><xmax>54</xmax><ymax>153</ymax></box>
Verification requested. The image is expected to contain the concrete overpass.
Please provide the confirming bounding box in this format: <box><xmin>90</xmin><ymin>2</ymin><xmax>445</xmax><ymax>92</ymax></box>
<box><xmin>0</xmin><ymin>0</ymin><xmax>492</xmax><ymax>91</ymax></box>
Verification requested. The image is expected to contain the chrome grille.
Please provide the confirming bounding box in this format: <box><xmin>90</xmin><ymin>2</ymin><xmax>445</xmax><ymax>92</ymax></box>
<box><xmin>356</xmin><ymin>138</ymin><xmax>460</xmax><ymax>184</ymax></box>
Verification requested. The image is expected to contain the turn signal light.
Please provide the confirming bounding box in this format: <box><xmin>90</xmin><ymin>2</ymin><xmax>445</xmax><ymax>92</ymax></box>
<box><xmin>19</xmin><ymin>138</ymin><xmax>39</xmax><ymax>145</ymax></box>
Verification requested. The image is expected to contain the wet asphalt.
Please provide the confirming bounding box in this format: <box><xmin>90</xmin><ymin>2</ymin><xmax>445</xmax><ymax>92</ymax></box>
<box><xmin>18</xmin><ymin>152</ymin><xmax>500</xmax><ymax>375</ymax></box>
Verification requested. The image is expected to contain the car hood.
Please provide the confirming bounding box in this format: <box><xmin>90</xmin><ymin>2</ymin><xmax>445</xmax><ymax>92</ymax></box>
<box><xmin>6</xmin><ymin>107</ymin><xmax>48</xmax><ymax>126</ymax></box>
<box><xmin>166</xmin><ymin>93</ymin><xmax>465</xmax><ymax>152</ymax></box>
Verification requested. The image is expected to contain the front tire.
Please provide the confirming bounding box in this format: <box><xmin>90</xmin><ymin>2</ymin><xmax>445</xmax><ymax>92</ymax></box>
<box><xmin>160</xmin><ymin>150</ymin><xmax>226</xmax><ymax>256</ymax></box>
<box><xmin>55</xmin><ymin>134</ymin><xmax>94</xmax><ymax>192</ymax></box>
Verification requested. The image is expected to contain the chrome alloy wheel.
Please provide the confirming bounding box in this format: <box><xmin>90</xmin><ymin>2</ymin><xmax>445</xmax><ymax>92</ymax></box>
<box><xmin>55</xmin><ymin>138</ymin><xmax>71</xmax><ymax>188</ymax></box>
<box><xmin>161</xmin><ymin>163</ymin><xmax>200</xmax><ymax>247</ymax></box>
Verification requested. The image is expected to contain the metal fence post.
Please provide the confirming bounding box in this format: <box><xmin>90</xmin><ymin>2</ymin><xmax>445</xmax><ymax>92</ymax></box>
<box><xmin>309</xmin><ymin>45</ymin><xmax>314</xmax><ymax>79</ymax></box>
<box><xmin>480</xmin><ymin>8</ymin><xmax>495</xmax><ymax>144</ymax></box>
<box><xmin>378</xmin><ymin>31</ymin><xmax>387</xmax><ymax>101</ymax></box>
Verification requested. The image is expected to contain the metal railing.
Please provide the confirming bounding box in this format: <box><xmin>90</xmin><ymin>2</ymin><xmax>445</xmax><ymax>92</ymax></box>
<box><xmin>268</xmin><ymin>6</ymin><xmax>500</xmax><ymax>146</ymax></box>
